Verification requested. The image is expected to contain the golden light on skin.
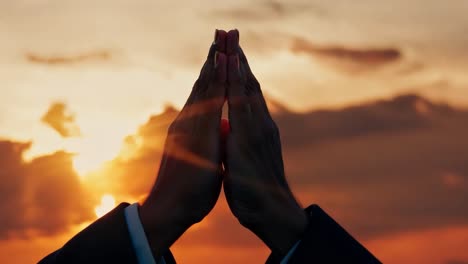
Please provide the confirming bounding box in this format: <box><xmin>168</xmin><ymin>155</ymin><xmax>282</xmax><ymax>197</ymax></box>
<box><xmin>94</xmin><ymin>194</ymin><xmax>116</xmax><ymax>218</ymax></box>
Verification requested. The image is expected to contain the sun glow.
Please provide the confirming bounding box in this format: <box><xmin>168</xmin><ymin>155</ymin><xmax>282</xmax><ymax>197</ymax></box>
<box><xmin>94</xmin><ymin>194</ymin><xmax>116</xmax><ymax>218</ymax></box>
<box><xmin>69</xmin><ymin>134</ymin><xmax>125</xmax><ymax>177</ymax></box>
<box><xmin>72</xmin><ymin>150</ymin><xmax>113</xmax><ymax>177</ymax></box>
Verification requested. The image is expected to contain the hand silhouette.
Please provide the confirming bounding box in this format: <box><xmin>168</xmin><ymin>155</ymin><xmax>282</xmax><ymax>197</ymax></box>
<box><xmin>222</xmin><ymin>30</ymin><xmax>308</xmax><ymax>256</ymax></box>
<box><xmin>139</xmin><ymin>30</ymin><xmax>228</xmax><ymax>256</ymax></box>
<box><xmin>139</xmin><ymin>29</ymin><xmax>307</xmax><ymax>257</ymax></box>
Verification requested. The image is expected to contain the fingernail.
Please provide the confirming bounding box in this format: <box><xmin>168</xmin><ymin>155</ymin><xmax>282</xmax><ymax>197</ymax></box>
<box><xmin>214</xmin><ymin>51</ymin><xmax>219</xmax><ymax>68</ymax></box>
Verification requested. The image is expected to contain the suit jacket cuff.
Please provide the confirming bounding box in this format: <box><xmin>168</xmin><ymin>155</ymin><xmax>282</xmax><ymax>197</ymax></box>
<box><xmin>267</xmin><ymin>204</ymin><xmax>381</xmax><ymax>264</ymax></box>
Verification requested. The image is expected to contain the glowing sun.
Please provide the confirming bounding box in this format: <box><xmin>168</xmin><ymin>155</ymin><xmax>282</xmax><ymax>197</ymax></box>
<box><xmin>94</xmin><ymin>194</ymin><xmax>116</xmax><ymax>218</ymax></box>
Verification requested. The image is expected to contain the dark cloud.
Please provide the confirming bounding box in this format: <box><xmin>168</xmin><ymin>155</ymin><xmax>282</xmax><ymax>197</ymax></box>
<box><xmin>41</xmin><ymin>102</ymin><xmax>81</xmax><ymax>138</ymax></box>
<box><xmin>231</xmin><ymin>31</ymin><xmax>405</xmax><ymax>74</ymax></box>
<box><xmin>276</xmin><ymin>94</ymin><xmax>453</xmax><ymax>147</ymax></box>
<box><xmin>0</xmin><ymin>140</ymin><xmax>94</xmax><ymax>239</ymax></box>
<box><xmin>291</xmin><ymin>37</ymin><xmax>402</xmax><ymax>73</ymax></box>
<box><xmin>26</xmin><ymin>50</ymin><xmax>111</xmax><ymax>65</ymax></box>
<box><xmin>278</xmin><ymin>94</ymin><xmax>468</xmax><ymax>238</ymax></box>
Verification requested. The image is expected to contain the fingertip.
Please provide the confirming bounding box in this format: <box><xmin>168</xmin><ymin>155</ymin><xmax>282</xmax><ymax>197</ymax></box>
<box><xmin>226</xmin><ymin>29</ymin><xmax>240</xmax><ymax>55</ymax></box>
<box><xmin>215</xmin><ymin>29</ymin><xmax>227</xmax><ymax>53</ymax></box>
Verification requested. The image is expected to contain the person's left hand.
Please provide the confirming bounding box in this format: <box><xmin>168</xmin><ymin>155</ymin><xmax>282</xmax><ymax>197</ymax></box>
<box><xmin>222</xmin><ymin>29</ymin><xmax>308</xmax><ymax>257</ymax></box>
<box><xmin>139</xmin><ymin>30</ymin><xmax>228</xmax><ymax>256</ymax></box>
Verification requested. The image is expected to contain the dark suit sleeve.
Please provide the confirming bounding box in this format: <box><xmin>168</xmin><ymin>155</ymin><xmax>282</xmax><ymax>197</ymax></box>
<box><xmin>38</xmin><ymin>203</ymin><xmax>176</xmax><ymax>264</ymax></box>
<box><xmin>266</xmin><ymin>205</ymin><xmax>382</xmax><ymax>264</ymax></box>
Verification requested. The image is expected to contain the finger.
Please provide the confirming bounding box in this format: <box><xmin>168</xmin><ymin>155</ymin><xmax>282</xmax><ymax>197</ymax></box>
<box><xmin>238</xmin><ymin>46</ymin><xmax>272</xmax><ymax>121</ymax></box>
<box><xmin>224</xmin><ymin>29</ymin><xmax>250</xmax><ymax>131</ymax></box>
<box><xmin>179</xmin><ymin>30</ymin><xmax>228</xmax><ymax>122</ymax></box>
<box><xmin>199</xmin><ymin>51</ymin><xmax>227</xmax><ymax>113</ymax></box>
<box><xmin>215</xmin><ymin>29</ymin><xmax>227</xmax><ymax>53</ymax></box>
<box><xmin>193</xmin><ymin>29</ymin><xmax>227</xmax><ymax>95</ymax></box>
<box><xmin>205</xmin><ymin>29</ymin><xmax>227</xmax><ymax>64</ymax></box>
<box><xmin>237</xmin><ymin>48</ymin><xmax>288</xmax><ymax>191</ymax></box>
<box><xmin>226</xmin><ymin>29</ymin><xmax>239</xmax><ymax>55</ymax></box>
<box><xmin>228</xmin><ymin>45</ymin><xmax>273</xmax><ymax>134</ymax></box>
<box><xmin>214</xmin><ymin>52</ymin><xmax>228</xmax><ymax>85</ymax></box>
<box><xmin>227</xmin><ymin>52</ymin><xmax>251</xmax><ymax>133</ymax></box>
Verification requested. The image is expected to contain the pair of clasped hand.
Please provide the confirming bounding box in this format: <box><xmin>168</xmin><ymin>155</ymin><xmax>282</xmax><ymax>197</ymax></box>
<box><xmin>138</xmin><ymin>29</ymin><xmax>308</xmax><ymax>258</ymax></box>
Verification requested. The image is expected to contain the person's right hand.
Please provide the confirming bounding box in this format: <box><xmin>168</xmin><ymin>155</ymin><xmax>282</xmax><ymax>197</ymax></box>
<box><xmin>139</xmin><ymin>30</ymin><xmax>228</xmax><ymax>257</ymax></box>
<box><xmin>222</xmin><ymin>30</ymin><xmax>308</xmax><ymax>257</ymax></box>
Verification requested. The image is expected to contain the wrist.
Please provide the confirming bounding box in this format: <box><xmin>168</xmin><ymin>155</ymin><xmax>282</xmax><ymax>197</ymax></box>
<box><xmin>138</xmin><ymin>198</ymin><xmax>191</xmax><ymax>257</ymax></box>
<box><xmin>255</xmin><ymin>205</ymin><xmax>308</xmax><ymax>257</ymax></box>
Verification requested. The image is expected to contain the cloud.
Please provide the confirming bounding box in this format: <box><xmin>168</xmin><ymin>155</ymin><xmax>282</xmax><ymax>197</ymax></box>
<box><xmin>26</xmin><ymin>50</ymin><xmax>111</xmax><ymax>65</ymax></box>
<box><xmin>41</xmin><ymin>102</ymin><xmax>81</xmax><ymax>138</ymax></box>
<box><xmin>86</xmin><ymin>105</ymin><xmax>179</xmax><ymax>198</ymax></box>
<box><xmin>275</xmin><ymin>94</ymin><xmax>446</xmax><ymax>147</ymax></box>
<box><xmin>277</xmin><ymin>94</ymin><xmax>468</xmax><ymax>238</ymax></box>
<box><xmin>290</xmin><ymin>37</ymin><xmax>402</xmax><ymax>73</ymax></box>
<box><xmin>230</xmin><ymin>31</ymin><xmax>408</xmax><ymax>76</ymax></box>
<box><xmin>0</xmin><ymin>140</ymin><xmax>95</xmax><ymax>238</ymax></box>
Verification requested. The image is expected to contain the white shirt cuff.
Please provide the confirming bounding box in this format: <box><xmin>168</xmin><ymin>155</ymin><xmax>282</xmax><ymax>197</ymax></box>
<box><xmin>280</xmin><ymin>240</ymin><xmax>301</xmax><ymax>264</ymax></box>
<box><xmin>124</xmin><ymin>203</ymin><xmax>166</xmax><ymax>264</ymax></box>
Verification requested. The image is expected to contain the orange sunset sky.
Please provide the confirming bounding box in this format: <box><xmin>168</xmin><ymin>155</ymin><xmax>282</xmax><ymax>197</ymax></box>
<box><xmin>1</xmin><ymin>0</ymin><xmax>468</xmax><ymax>263</ymax></box>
